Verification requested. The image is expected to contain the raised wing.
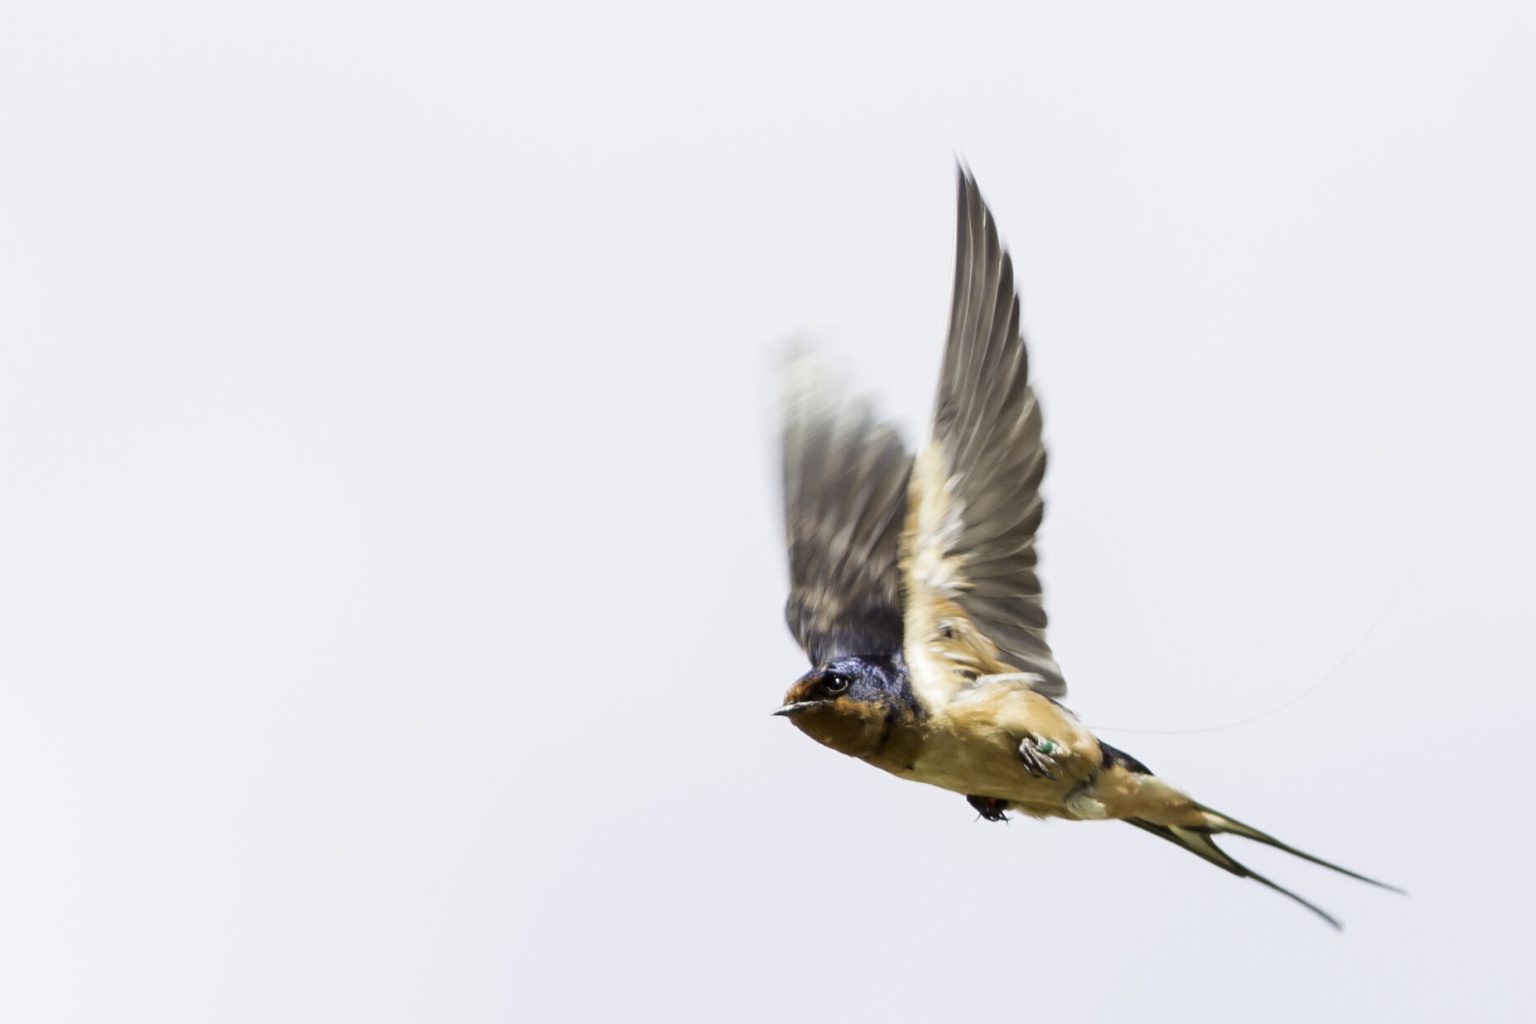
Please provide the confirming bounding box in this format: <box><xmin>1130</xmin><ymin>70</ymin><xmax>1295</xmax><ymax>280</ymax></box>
<box><xmin>781</xmin><ymin>348</ymin><xmax>913</xmax><ymax>666</ymax></box>
<box><xmin>902</xmin><ymin>169</ymin><xmax>1065</xmax><ymax>699</ymax></box>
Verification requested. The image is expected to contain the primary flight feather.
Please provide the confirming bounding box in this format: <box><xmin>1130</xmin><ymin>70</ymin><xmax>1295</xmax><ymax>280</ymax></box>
<box><xmin>775</xmin><ymin>167</ymin><xmax>1400</xmax><ymax>929</ymax></box>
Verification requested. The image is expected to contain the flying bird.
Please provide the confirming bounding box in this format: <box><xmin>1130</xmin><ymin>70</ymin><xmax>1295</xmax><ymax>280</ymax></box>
<box><xmin>775</xmin><ymin>168</ymin><xmax>1400</xmax><ymax>929</ymax></box>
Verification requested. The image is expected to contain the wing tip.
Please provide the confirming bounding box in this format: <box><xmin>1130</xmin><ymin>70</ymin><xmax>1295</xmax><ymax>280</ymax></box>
<box><xmin>954</xmin><ymin>154</ymin><xmax>978</xmax><ymax>189</ymax></box>
<box><xmin>778</xmin><ymin>344</ymin><xmax>901</xmax><ymax>443</ymax></box>
<box><xmin>953</xmin><ymin>159</ymin><xmax>992</xmax><ymax>227</ymax></box>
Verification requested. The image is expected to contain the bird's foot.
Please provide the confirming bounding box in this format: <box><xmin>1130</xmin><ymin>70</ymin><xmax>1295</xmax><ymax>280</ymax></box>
<box><xmin>967</xmin><ymin>795</ymin><xmax>1011</xmax><ymax>822</ymax></box>
<box><xmin>1018</xmin><ymin>735</ymin><xmax>1062</xmax><ymax>779</ymax></box>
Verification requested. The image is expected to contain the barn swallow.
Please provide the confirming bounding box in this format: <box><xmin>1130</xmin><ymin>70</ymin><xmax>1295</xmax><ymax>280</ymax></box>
<box><xmin>775</xmin><ymin>168</ymin><xmax>1401</xmax><ymax>929</ymax></box>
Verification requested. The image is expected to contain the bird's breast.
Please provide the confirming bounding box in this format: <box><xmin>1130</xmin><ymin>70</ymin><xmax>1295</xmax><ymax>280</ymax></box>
<box><xmin>866</xmin><ymin>693</ymin><xmax>1098</xmax><ymax>809</ymax></box>
<box><xmin>901</xmin><ymin>719</ymin><xmax>1043</xmax><ymax>795</ymax></box>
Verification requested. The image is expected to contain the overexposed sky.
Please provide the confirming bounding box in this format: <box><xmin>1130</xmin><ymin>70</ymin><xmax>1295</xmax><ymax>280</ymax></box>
<box><xmin>3</xmin><ymin>3</ymin><xmax>1534</xmax><ymax>1020</ymax></box>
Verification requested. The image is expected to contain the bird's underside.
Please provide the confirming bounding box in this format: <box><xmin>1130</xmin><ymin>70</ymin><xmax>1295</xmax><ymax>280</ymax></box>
<box><xmin>775</xmin><ymin>167</ymin><xmax>1400</xmax><ymax>928</ymax></box>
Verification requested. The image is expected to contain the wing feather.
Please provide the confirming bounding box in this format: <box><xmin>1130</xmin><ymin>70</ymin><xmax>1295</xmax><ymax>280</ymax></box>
<box><xmin>781</xmin><ymin>348</ymin><xmax>913</xmax><ymax>666</ymax></box>
<box><xmin>902</xmin><ymin>169</ymin><xmax>1065</xmax><ymax>700</ymax></box>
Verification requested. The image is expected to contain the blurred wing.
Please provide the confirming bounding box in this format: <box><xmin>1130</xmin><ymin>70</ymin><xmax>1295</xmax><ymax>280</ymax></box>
<box><xmin>781</xmin><ymin>348</ymin><xmax>913</xmax><ymax>666</ymax></box>
<box><xmin>902</xmin><ymin>169</ymin><xmax>1065</xmax><ymax>699</ymax></box>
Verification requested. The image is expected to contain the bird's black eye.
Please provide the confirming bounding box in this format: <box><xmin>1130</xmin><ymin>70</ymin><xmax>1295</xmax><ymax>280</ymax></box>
<box><xmin>823</xmin><ymin>673</ymin><xmax>850</xmax><ymax>695</ymax></box>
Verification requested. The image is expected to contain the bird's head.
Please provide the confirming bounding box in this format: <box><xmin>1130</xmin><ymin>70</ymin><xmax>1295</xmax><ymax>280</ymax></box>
<box><xmin>774</xmin><ymin>654</ymin><xmax>914</xmax><ymax>758</ymax></box>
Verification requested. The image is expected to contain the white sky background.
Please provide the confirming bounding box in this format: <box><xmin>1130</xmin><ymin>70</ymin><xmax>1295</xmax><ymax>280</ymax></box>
<box><xmin>2</xmin><ymin>2</ymin><xmax>1533</xmax><ymax>1020</ymax></box>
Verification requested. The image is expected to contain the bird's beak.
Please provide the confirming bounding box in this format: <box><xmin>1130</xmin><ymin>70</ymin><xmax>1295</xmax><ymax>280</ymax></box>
<box><xmin>772</xmin><ymin>699</ymin><xmax>829</xmax><ymax>717</ymax></box>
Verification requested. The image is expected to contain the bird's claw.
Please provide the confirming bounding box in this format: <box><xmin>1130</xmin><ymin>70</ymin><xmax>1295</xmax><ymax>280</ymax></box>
<box><xmin>1018</xmin><ymin>735</ymin><xmax>1062</xmax><ymax>779</ymax></box>
<box><xmin>967</xmin><ymin>795</ymin><xmax>1011</xmax><ymax>822</ymax></box>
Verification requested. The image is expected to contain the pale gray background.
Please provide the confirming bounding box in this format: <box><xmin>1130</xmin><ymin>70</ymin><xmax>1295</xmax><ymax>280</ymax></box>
<box><xmin>2</xmin><ymin>3</ymin><xmax>1533</xmax><ymax>1021</ymax></box>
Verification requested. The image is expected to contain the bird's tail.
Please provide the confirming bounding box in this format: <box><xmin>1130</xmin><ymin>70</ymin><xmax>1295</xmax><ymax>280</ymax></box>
<box><xmin>1125</xmin><ymin>804</ymin><xmax>1404</xmax><ymax>929</ymax></box>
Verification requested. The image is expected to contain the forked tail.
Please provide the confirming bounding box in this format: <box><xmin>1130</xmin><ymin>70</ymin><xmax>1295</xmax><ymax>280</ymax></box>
<box><xmin>1126</xmin><ymin>804</ymin><xmax>1404</xmax><ymax>929</ymax></box>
